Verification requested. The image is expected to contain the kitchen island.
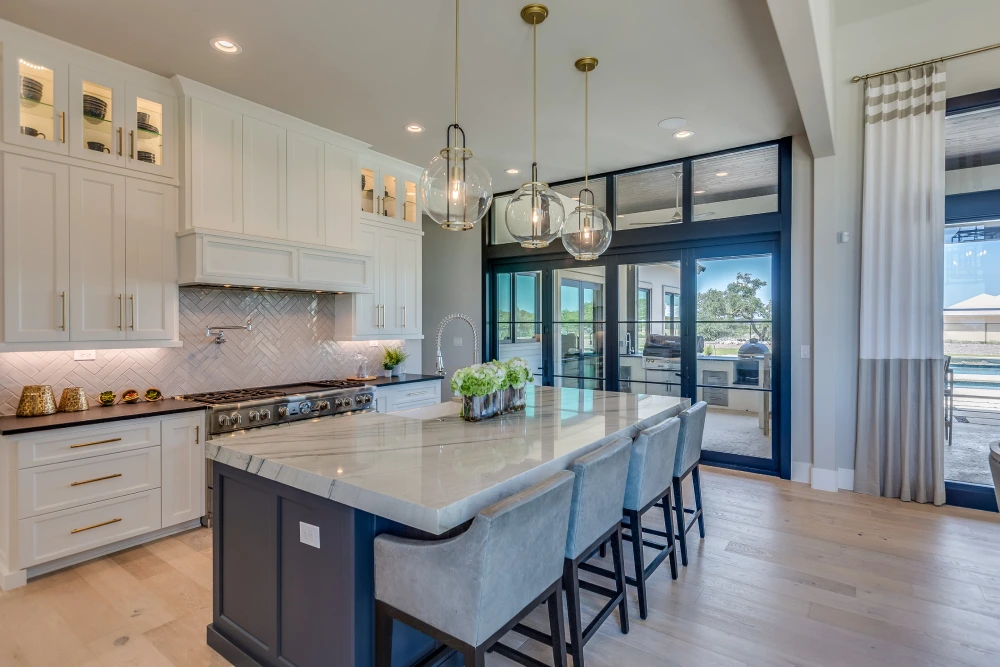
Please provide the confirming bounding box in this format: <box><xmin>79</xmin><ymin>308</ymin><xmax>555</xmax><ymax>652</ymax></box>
<box><xmin>205</xmin><ymin>386</ymin><xmax>688</xmax><ymax>667</ymax></box>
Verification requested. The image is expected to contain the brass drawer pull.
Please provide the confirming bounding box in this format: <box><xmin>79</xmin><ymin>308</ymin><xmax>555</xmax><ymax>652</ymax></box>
<box><xmin>70</xmin><ymin>473</ymin><xmax>123</xmax><ymax>487</ymax></box>
<box><xmin>407</xmin><ymin>390</ymin><xmax>429</xmax><ymax>396</ymax></box>
<box><xmin>71</xmin><ymin>517</ymin><xmax>122</xmax><ymax>534</ymax></box>
<box><xmin>70</xmin><ymin>437</ymin><xmax>122</xmax><ymax>449</ymax></box>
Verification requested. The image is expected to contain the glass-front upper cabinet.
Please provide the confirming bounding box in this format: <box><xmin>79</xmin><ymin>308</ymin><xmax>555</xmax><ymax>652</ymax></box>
<box><xmin>125</xmin><ymin>84</ymin><xmax>176</xmax><ymax>178</ymax></box>
<box><xmin>4</xmin><ymin>48</ymin><xmax>69</xmax><ymax>155</ymax></box>
<box><xmin>69</xmin><ymin>66</ymin><xmax>125</xmax><ymax>166</ymax></box>
<box><xmin>360</xmin><ymin>159</ymin><xmax>421</xmax><ymax>225</ymax></box>
<box><xmin>360</xmin><ymin>161</ymin><xmax>380</xmax><ymax>221</ymax></box>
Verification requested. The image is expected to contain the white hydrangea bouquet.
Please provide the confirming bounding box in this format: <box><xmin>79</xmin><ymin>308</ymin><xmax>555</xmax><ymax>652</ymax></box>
<box><xmin>451</xmin><ymin>358</ymin><xmax>533</xmax><ymax>421</ymax></box>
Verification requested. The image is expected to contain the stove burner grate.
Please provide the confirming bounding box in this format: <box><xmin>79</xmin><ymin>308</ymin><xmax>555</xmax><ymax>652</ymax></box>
<box><xmin>184</xmin><ymin>388</ymin><xmax>287</xmax><ymax>404</ymax></box>
<box><xmin>308</xmin><ymin>379</ymin><xmax>366</xmax><ymax>389</ymax></box>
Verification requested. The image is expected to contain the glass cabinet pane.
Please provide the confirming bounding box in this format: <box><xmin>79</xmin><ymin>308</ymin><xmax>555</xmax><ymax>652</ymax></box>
<box><xmin>82</xmin><ymin>79</ymin><xmax>114</xmax><ymax>156</ymax></box>
<box><xmin>18</xmin><ymin>58</ymin><xmax>57</xmax><ymax>145</ymax></box>
<box><xmin>382</xmin><ymin>173</ymin><xmax>397</xmax><ymax>218</ymax></box>
<box><xmin>404</xmin><ymin>180</ymin><xmax>417</xmax><ymax>222</ymax></box>
<box><xmin>135</xmin><ymin>97</ymin><xmax>163</xmax><ymax>166</ymax></box>
<box><xmin>361</xmin><ymin>167</ymin><xmax>375</xmax><ymax>214</ymax></box>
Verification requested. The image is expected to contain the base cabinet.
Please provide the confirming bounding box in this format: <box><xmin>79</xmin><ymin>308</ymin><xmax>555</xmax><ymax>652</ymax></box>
<box><xmin>0</xmin><ymin>412</ymin><xmax>206</xmax><ymax>590</ymax></box>
<box><xmin>373</xmin><ymin>380</ymin><xmax>442</xmax><ymax>414</ymax></box>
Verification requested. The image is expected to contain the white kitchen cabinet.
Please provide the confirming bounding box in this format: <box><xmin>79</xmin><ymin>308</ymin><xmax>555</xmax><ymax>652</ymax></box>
<box><xmin>242</xmin><ymin>115</ymin><xmax>287</xmax><ymax>239</ymax></box>
<box><xmin>125</xmin><ymin>83</ymin><xmax>177</xmax><ymax>179</ymax></box>
<box><xmin>69</xmin><ymin>169</ymin><xmax>127</xmax><ymax>341</ymax></box>
<box><xmin>334</xmin><ymin>222</ymin><xmax>422</xmax><ymax>340</ymax></box>
<box><xmin>125</xmin><ymin>179</ymin><xmax>178</xmax><ymax>340</ymax></box>
<box><xmin>160</xmin><ymin>414</ymin><xmax>205</xmax><ymax>528</ymax></box>
<box><xmin>373</xmin><ymin>380</ymin><xmax>442</xmax><ymax>414</ymax></box>
<box><xmin>3</xmin><ymin>154</ymin><xmax>70</xmax><ymax>343</ymax></box>
<box><xmin>190</xmin><ymin>97</ymin><xmax>243</xmax><ymax>233</ymax></box>
<box><xmin>287</xmin><ymin>130</ymin><xmax>325</xmax><ymax>245</ymax></box>
<box><xmin>68</xmin><ymin>65</ymin><xmax>126</xmax><ymax>167</ymax></box>
<box><xmin>359</xmin><ymin>154</ymin><xmax>422</xmax><ymax>228</ymax></box>
<box><xmin>325</xmin><ymin>143</ymin><xmax>357</xmax><ymax>249</ymax></box>
<box><xmin>3</xmin><ymin>45</ymin><xmax>69</xmax><ymax>156</ymax></box>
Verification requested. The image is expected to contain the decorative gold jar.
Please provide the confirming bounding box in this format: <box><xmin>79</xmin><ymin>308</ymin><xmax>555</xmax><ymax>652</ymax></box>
<box><xmin>57</xmin><ymin>387</ymin><xmax>90</xmax><ymax>412</ymax></box>
<box><xmin>16</xmin><ymin>385</ymin><xmax>57</xmax><ymax>417</ymax></box>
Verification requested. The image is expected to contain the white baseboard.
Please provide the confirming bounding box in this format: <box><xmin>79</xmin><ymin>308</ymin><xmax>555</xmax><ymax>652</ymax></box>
<box><xmin>790</xmin><ymin>464</ymin><xmax>856</xmax><ymax>493</ymax></box>
<box><xmin>810</xmin><ymin>467</ymin><xmax>839</xmax><ymax>492</ymax></box>
<box><xmin>791</xmin><ymin>461</ymin><xmax>811</xmax><ymax>484</ymax></box>
<box><xmin>0</xmin><ymin>562</ymin><xmax>27</xmax><ymax>591</ymax></box>
<box><xmin>838</xmin><ymin>468</ymin><xmax>855</xmax><ymax>490</ymax></box>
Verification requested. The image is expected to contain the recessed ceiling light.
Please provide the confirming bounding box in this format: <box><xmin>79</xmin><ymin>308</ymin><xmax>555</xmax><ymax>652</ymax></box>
<box><xmin>505</xmin><ymin>168</ymin><xmax>520</xmax><ymax>175</ymax></box>
<box><xmin>617</xmin><ymin>214</ymin><xmax>624</xmax><ymax>218</ymax></box>
<box><xmin>210</xmin><ymin>38</ymin><xmax>242</xmax><ymax>54</ymax></box>
<box><xmin>404</xmin><ymin>124</ymin><xmax>424</xmax><ymax>133</ymax></box>
<box><xmin>715</xmin><ymin>171</ymin><xmax>728</xmax><ymax>177</ymax></box>
<box><xmin>673</xmin><ymin>130</ymin><xmax>694</xmax><ymax>139</ymax></box>
<box><xmin>694</xmin><ymin>190</ymin><xmax>705</xmax><ymax>194</ymax></box>
<box><xmin>658</xmin><ymin>117</ymin><xmax>687</xmax><ymax>130</ymax></box>
<box><xmin>571</xmin><ymin>197</ymin><xmax>579</xmax><ymax>201</ymax></box>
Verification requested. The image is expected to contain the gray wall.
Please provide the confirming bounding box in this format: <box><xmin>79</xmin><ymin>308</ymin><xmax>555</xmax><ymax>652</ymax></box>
<box><xmin>421</xmin><ymin>216</ymin><xmax>484</xmax><ymax>401</ymax></box>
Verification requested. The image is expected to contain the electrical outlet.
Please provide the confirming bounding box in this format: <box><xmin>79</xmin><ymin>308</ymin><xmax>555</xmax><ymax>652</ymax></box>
<box><xmin>453</xmin><ymin>336</ymin><xmax>463</xmax><ymax>347</ymax></box>
<box><xmin>73</xmin><ymin>350</ymin><xmax>97</xmax><ymax>361</ymax></box>
<box><xmin>801</xmin><ymin>345</ymin><xmax>811</xmax><ymax>359</ymax></box>
<box><xmin>299</xmin><ymin>521</ymin><xmax>321</xmax><ymax>549</ymax></box>
<box><xmin>368</xmin><ymin>339</ymin><xmax>379</xmax><ymax>347</ymax></box>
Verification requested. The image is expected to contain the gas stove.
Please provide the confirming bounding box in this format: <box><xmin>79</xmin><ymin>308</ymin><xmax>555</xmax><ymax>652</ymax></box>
<box><xmin>185</xmin><ymin>380</ymin><xmax>374</xmax><ymax>436</ymax></box>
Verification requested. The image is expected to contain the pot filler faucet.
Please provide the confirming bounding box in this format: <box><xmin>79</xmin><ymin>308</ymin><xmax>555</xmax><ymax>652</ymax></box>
<box><xmin>435</xmin><ymin>313</ymin><xmax>480</xmax><ymax>376</ymax></box>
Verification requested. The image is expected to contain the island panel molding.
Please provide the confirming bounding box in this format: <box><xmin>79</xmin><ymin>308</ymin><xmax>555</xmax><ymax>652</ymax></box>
<box><xmin>208</xmin><ymin>386</ymin><xmax>689</xmax><ymax>535</ymax></box>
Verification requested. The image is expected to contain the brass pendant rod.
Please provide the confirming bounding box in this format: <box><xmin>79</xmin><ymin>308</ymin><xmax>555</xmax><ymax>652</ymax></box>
<box><xmin>851</xmin><ymin>41</ymin><xmax>1000</xmax><ymax>82</ymax></box>
<box><xmin>532</xmin><ymin>16</ymin><xmax>537</xmax><ymax>167</ymax></box>
<box><xmin>454</xmin><ymin>0</ymin><xmax>460</xmax><ymax>125</ymax></box>
<box><xmin>584</xmin><ymin>68</ymin><xmax>588</xmax><ymax>190</ymax></box>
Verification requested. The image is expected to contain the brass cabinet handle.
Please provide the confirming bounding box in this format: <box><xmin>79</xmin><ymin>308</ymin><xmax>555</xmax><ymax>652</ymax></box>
<box><xmin>129</xmin><ymin>130</ymin><xmax>134</xmax><ymax>159</ymax></box>
<box><xmin>60</xmin><ymin>111</ymin><xmax>66</xmax><ymax>143</ymax></box>
<box><xmin>117</xmin><ymin>127</ymin><xmax>123</xmax><ymax>156</ymax></box>
<box><xmin>195</xmin><ymin>425</ymin><xmax>200</xmax><ymax>445</ymax></box>
<box><xmin>129</xmin><ymin>293</ymin><xmax>135</xmax><ymax>330</ymax></box>
<box><xmin>60</xmin><ymin>291</ymin><xmax>67</xmax><ymax>331</ymax></box>
<box><xmin>118</xmin><ymin>294</ymin><xmax>123</xmax><ymax>330</ymax></box>
<box><xmin>402</xmin><ymin>304</ymin><xmax>406</xmax><ymax>328</ymax></box>
<box><xmin>71</xmin><ymin>517</ymin><xmax>121</xmax><ymax>534</ymax></box>
<box><xmin>380</xmin><ymin>304</ymin><xmax>384</xmax><ymax>328</ymax></box>
<box><xmin>71</xmin><ymin>437</ymin><xmax>122</xmax><ymax>449</ymax></box>
<box><xmin>407</xmin><ymin>390</ymin><xmax>429</xmax><ymax>397</ymax></box>
<box><xmin>71</xmin><ymin>473</ymin><xmax>122</xmax><ymax>487</ymax></box>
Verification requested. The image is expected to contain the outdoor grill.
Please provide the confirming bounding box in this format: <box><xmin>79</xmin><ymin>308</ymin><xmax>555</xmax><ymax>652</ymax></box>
<box><xmin>734</xmin><ymin>338</ymin><xmax>770</xmax><ymax>386</ymax></box>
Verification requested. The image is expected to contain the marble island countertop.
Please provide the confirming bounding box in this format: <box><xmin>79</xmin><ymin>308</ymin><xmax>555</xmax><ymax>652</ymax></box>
<box><xmin>207</xmin><ymin>386</ymin><xmax>688</xmax><ymax>534</ymax></box>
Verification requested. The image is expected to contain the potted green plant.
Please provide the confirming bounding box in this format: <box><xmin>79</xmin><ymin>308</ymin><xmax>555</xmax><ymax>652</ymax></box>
<box><xmin>381</xmin><ymin>345</ymin><xmax>410</xmax><ymax>377</ymax></box>
<box><xmin>503</xmin><ymin>357</ymin><xmax>534</xmax><ymax>411</ymax></box>
<box><xmin>451</xmin><ymin>364</ymin><xmax>503</xmax><ymax>421</ymax></box>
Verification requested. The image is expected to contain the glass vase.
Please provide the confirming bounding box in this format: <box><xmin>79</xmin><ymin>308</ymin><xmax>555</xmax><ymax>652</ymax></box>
<box><xmin>509</xmin><ymin>386</ymin><xmax>527</xmax><ymax>411</ymax></box>
<box><xmin>462</xmin><ymin>394</ymin><xmax>490</xmax><ymax>422</ymax></box>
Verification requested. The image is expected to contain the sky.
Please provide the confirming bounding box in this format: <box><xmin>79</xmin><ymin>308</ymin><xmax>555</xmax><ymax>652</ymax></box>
<box><xmin>944</xmin><ymin>227</ymin><xmax>999</xmax><ymax>308</ymax></box>
<box><xmin>696</xmin><ymin>254</ymin><xmax>772</xmax><ymax>302</ymax></box>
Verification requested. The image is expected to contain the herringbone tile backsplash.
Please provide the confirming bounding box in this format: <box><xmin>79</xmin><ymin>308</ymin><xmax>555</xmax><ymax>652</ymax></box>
<box><xmin>0</xmin><ymin>288</ymin><xmax>406</xmax><ymax>414</ymax></box>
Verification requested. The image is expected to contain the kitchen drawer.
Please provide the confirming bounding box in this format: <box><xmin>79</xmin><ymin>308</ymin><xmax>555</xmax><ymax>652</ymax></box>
<box><xmin>391</xmin><ymin>397</ymin><xmax>440</xmax><ymax>412</ymax></box>
<box><xmin>18</xmin><ymin>446</ymin><xmax>162</xmax><ymax>519</ymax></box>
<box><xmin>18</xmin><ymin>489</ymin><xmax>161</xmax><ymax>568</ymax></box>
<box><xmin>16</xmin><ymin>419</ymin><xmax>161</xmax><ymax>469</ymax></box>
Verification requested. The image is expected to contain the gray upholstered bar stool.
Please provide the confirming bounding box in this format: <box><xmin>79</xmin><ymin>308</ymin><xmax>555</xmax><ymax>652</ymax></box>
<box><xmin>510</xmin><ymin>437</ymin><xmax>632</xmax><ymax>667</ymax></box>
<box><xmin>672</xmin><ymin>401</ymin><xmax>708</xmax><ymax>566</ymax></box>
<box><xmin>374</xmin><ymin>471</ymin><xmax>575</xmax><ymax>667</ymax></box>
<box><xmin>586</xmin><ymin>417</ymin><xmax>681</xmax><ymax>620</ymax></box>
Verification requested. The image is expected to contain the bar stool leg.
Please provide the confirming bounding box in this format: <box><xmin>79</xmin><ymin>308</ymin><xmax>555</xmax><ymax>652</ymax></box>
<box><xmin>599</xmin><ymin>541</ymin><xmax>607</xmax><ymax>559</ymax></box>
<box><xmin>374</xmin><ymin>602</ymin><xmax>393</xmax><ymax>667</ymax></box>
<box><xmin>692</xmin><ymin>465</ymin><xmax>706</xmax><ymax>538</ymax></box>
<box><xmin>563</xmin><ymin>561</ymin><xmax>585</xmax><ymax>667</ymax></box>
<box><xmin>547</xmin><ymin>584</ymin><xmax>569</xmax><ymax>667</ymax></box>
<box><xmin>673</xmin><ymin>478</ymin><xmax>688</xmax><ymax>567</ymax></box>
<box><xmin>660</xmin><ymin>492</ymin><xmax>678</xmax><ymax>580</ymax></box>
<box><xmin>609</xmin><ymin>525</ymin><xmax>629</xmax><ymax>634</ymax></box>
<box><xmin>626</xmin><ymin>509</ymin><xmax>648</xmax><ymax>620</ymax></box>
<box><xmin>463</xmin><ymin>646</ymin><xmax>486</xmax><ymax>667</ymax></box>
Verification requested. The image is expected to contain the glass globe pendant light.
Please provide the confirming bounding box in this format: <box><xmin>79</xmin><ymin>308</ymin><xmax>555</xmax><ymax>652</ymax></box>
<box><xmin>562</xmin><ymin>57</ymin><xmax>612</xmax><ymax>261</ymax></box>
<box><xmin>505</xmin><ymin>4</ymin><xmax>565</xmax><ymax>249</ymax></box>
<box><xmin>420</xmin><ymin>0</ymin><xmax>493</xmax><ymax>230</ymax></box>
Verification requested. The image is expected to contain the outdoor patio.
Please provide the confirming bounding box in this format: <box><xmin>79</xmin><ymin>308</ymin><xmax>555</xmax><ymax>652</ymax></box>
<box><xmin>945</xmin><ymin>393</ymin><xmax>1000</xmax><ymax>485</ymax></box>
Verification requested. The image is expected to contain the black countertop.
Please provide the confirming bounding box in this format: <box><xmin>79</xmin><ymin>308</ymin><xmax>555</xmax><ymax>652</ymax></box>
<box><xmin>0</xmin><ymin>398</ymin><xmax>207</xmax><ymax>436</ymax></box>
<box><xmin>365</xmin><ymin>374</ymin><xmax>444</xmax><ymax>388</ymax></box>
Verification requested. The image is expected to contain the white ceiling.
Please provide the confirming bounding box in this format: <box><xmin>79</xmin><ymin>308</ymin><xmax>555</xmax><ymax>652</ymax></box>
<box><xmin>0</xmin><ymin>0</ymin><xmax>803</xmax><ymax>192</ymax></box>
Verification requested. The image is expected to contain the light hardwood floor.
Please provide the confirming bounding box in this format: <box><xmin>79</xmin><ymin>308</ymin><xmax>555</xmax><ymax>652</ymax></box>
<box><xmin>3</xmin><ymin>468</ymin><xmax>1000</xmax><ymax>667</ymax></box>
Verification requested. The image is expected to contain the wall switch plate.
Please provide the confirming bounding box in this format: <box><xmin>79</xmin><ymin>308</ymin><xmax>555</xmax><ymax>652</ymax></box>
<box><xmin>299</xmin><ymin>521</ymin><xmax>321</xmax><ymax>549</ymax></box>
<box><xmin>368</xmin><ymin>339</ymin><xmax>379</xmax><ymax>347</ymax></box>
<box><xmin>837</xmin><ymin>231</ymin><xmax>850</xmax><ymax>243</ymax></box>
<box><xmin>73</xmin><ymin>350</ymin><xmax>97</xmax><ymax>361</ymax></box>
<box><xmin>801</xmin><ymin>345</ymin><xmax>811</xmax><ymax>359</ymax></box>
<box><xmin>453</xmin><ymin>336</ymin><xmax>463</xmax><ymax>347</ymax></box>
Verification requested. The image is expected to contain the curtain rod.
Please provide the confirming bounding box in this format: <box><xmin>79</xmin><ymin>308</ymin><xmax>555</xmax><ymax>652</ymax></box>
<box><xmin>851</xmin><ymin>42</ymin><xmax>1000</xmax><ymax>83</ymax></box>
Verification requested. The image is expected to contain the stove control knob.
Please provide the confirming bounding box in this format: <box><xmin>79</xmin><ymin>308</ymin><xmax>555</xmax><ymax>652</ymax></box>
<box><xmin>231</xmin><ymin>413</ymin><xmax>243</xmax><ymax>426</ymax></box>
<box><xmin>343</xmin><ymin>397</ymin><xmax>353</xmax><ymax>408</ymax></box>
<box><xmin>335</xmin><ymin>398</ymin><xmax>344</xmax><ymax>408</ymax></box>
<box><xmin>260</xmin><ymin>408</ymin><xmax>271</xmax><ymax>420</ymax></box>
<box><xmin>218</xmin><ymin>414</ymin><xmax>231</xmax><ymax>427</ymax></box>
<box><xmin>364</xmin><ymin>394</ymin><xmax>372</xmax><ymax>404</ymax></box>
<box><xmin>300</xmin><ymin>402</ymin><xmax>313</xmax><ymax>415</ymax></box>
<box><xmin>277</xmin><ymin>406</ymin><xmax>288</xmax><ymax>418</ymax></box>
<box><xmin>316</xmin><ymin>401</ymin><xmax>330</xmax><ymax>411</ymax></box>
<box><xmin>248</xmin><ymin>411</ymin><xmax>260</xmax><ymax>422</ymax></box>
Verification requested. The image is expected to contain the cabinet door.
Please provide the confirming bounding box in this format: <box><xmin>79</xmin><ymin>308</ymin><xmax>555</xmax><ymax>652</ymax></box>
<box><xmin>379</xmin><ymin>230</ymin><xmax>400</xmax><ymax>333</ymax></box>
<box><xmin>3</xmin><ymin>46</ymin><xmax>69</xmax><ymax>155</ymax></box>
<box><xmin>160</xmin><ymin>414</ymin><xmax>205</xmax><ymax>528</ymax></box>
<box><xmin>325</xmin><ymin>144</ymin><xmax>357</xmax><ymax>249</ymax></box>
<box><xmin>380</xmin><ymin>168</ymin><xmax>421</xmax><ymax>226</ymax></box>
<box><xmin>126</xmin><ymin>84</ymin><xmax>177</xmax><ymax>179</ymax></box>
<box><xmin>3</xmin><ymin>155</ymin><xmax>70</xmax><ymax>342</ymax></box>
<box><xmin>286</xmin><ymin>130</ymin><xmax>325</xmax><ymax>245</ymax></box>
<box><xmin>125</xmin><ymin>179</ymin><xmax>178</xmax><ymax>340</ymax></box>
<box><xmin>242</xmin><ymin>115</ymin><xmax>287</xmax><ymax>239</ymax></box>
<box><xmin>190</xmin><ymin>98</ymin><xmax>243</xmax><ymax>233</ymax></box>
<box><xmin>354</xmin><ymin>225</ymin><xmax>381</xmax><ymax>335</ymax></box>
<box><xmin>397</xmin><ymin>233</ymin><xmax>421</xmax><ymax>335</ymax></box>
<box><xmin>68</xmin><ymin>66</ymin><xmax>125</xmax><ymax>167</ymax></box>
<box><xmin>69</xmin><ymin>168</ymin><xmax>127</xmax><ymax>341</ymax></box>
<box><xmin>360</xmin><ymin>160</ymin><xmax>380</xmax><ymax>222</ymax></box>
